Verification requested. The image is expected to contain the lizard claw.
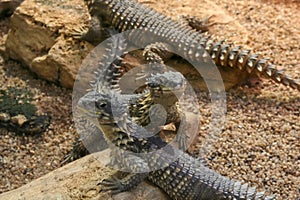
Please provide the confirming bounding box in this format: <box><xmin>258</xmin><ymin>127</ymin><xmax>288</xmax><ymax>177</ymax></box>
<box><xmin>69</xmin><ymin>26</ymin><xmax>89</xmax><ymax>39</ymax></box>
<box><xmin>180</xmin><ymin>14</ymin><xmax>229</xmax><ymax>32</ymax></box>
<box><xmin>99</xmin><ymin>176</ymin><xmax>125</xmax><ymax>194</ymax></box>
<box><xmin>175</xmin><ymin>131</ymin><xmax>189</xmax><ymax>151</ymax></box>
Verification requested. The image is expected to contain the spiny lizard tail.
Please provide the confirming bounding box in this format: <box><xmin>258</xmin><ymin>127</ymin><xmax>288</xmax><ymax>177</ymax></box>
<box><xmin>84</xmin><ymin>0</ymin><xmax>300</xmax><ymax>91</ymax></box>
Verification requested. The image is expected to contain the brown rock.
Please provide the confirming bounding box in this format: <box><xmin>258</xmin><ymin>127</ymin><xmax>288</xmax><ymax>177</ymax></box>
<box><xmin>0</xmin><ymin>112</ymin><xmax>10</xmax><ymax>122</ymax></box>
<box><xmin>11</xmin><ymin>114</ymin><xmax>27</xmax><ymax>126</ymax></box>
<box><xmin>5</xmin><ymin>0</ymin><xmax>93</xmax><ymax>88</ymax></box>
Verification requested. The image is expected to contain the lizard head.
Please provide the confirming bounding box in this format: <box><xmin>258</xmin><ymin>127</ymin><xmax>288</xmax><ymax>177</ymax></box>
<box><xmin>146</xmin><ymin>71</ymin><xmax>187</xmax><ymax>108</ymax></box>
<box><xmin>76</xmin><ymin>84</ymin><xmax>139</xmax><ymax>127</ymax></box>
<box><xmin>76</xmin><ymin>88</ymin><xmax>117</xmax><ymax>125</ymax></box>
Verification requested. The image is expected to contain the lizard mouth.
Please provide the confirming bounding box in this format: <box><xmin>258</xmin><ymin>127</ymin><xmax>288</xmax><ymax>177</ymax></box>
<box><xmin>75</xmin><ymin>105</ymin><xmax>114</xmax><ymax>125</ymax></box>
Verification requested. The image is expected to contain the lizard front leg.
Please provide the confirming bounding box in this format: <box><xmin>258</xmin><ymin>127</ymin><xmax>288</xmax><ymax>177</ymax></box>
<box><xmin>100</xmin><ymin>172</ymin><xmax>148</xmax><ymax>194</ymax></box>
<box><xmin>179</xmin><ymin>15</ymin><xmax>218</xmax><ymax>33</ymax></box>
<box><xmin>143</xmin><ymin>42</ymin><xmax>174</xmax><ymax>64</ymax></box>
<box><xmin>100</xmin><ymin>146</ymin><xmax>150</xmax><ymax>194</ymax></box>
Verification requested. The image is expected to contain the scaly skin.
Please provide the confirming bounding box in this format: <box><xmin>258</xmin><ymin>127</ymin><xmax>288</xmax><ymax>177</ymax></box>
<box><xmin>64</xmin><ymin>33</ymin><xmax>188</xmax><ymax>163</ymax></box>
<box><xmin>67</xmin><ymin>1</ymin><xmax>293</xmax><ymax>198</ymax></box>
<box><xmin>76</xmin><ymin>86</ymin><xmax>276</xmax><ymax>200</ymax></box>
<box><xmin>72</xmin><ymin>41</ymin><xmax>273</xmax><ymax>198</ymax></box>
<box><xmin>83</xmin><ymin>0</ymin><xmax>300</xmax><ymax>91</ymax></box>
<box><xmin>64</xmin><ymin>69</ymin><xmax>188</xmax><ymax>164</ymax></box>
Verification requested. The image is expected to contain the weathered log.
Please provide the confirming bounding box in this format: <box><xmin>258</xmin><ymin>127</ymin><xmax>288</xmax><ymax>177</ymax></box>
<box><xmin>0</xmin><ymin>149</ymin><xmax>169</xmax><ymax>200</ymax></box>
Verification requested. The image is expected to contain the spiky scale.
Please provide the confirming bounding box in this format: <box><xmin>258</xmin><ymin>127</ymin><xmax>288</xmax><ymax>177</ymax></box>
<box><xmin>75</xmin><ymin>0</ymin><xmax>290</xmax><ymax>199</ymax></box>
<box><xmin>77</xmin><ymin>86</ymin><xmax>276</xmax><ymax>200</ymax></box>
<box><xmin>86</xmin><ymin>0</ymin><xmax>300</xmax><ymax>91</ymax></box>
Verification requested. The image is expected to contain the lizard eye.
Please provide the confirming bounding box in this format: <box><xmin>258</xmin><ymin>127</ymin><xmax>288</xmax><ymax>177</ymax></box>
<box><xmin>96</xmin><ymin>101</ymin><xmax>107</xmax><ymax>109</ymax></box>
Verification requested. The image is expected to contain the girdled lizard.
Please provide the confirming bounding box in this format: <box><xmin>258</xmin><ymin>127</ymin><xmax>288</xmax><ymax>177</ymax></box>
<box><xmin>66</xmin><ymin>33</ymin><xmax>188</xmax><ymax>163</ymax></box>
<box><xmin>65</xmin><ymin>0</ymin><xmax>300</xmax><ymax>165</ymax></box>
<box><xmin>76</xmin><ymin>84</ymin><xmax>275</xmax><ymax>200</ymax></box>
<box><xmin>66</xmin><ymin>1</ymin><xmax>295</xmax><ymax>198</ymax></box>
<box><xmin>80</xmin><ymin>0</ymin><xmax>300</xmax><ymax>92</ymax></box>
<box><xmin>72</xmin><ymin>22</ymin><xmax>275</xmax><ymax>199</ymax></box>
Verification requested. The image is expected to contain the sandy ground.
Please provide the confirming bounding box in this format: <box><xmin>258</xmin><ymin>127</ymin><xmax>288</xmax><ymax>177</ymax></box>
<box><xmin>0</xmin><ymin>0</ymin><xmax>299</xmax><ymax>199</ymax></box>
<box><xmin>0</xmin><ymin>17</ymin><xmax>76</xmax><ymax>193</ymax></box>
